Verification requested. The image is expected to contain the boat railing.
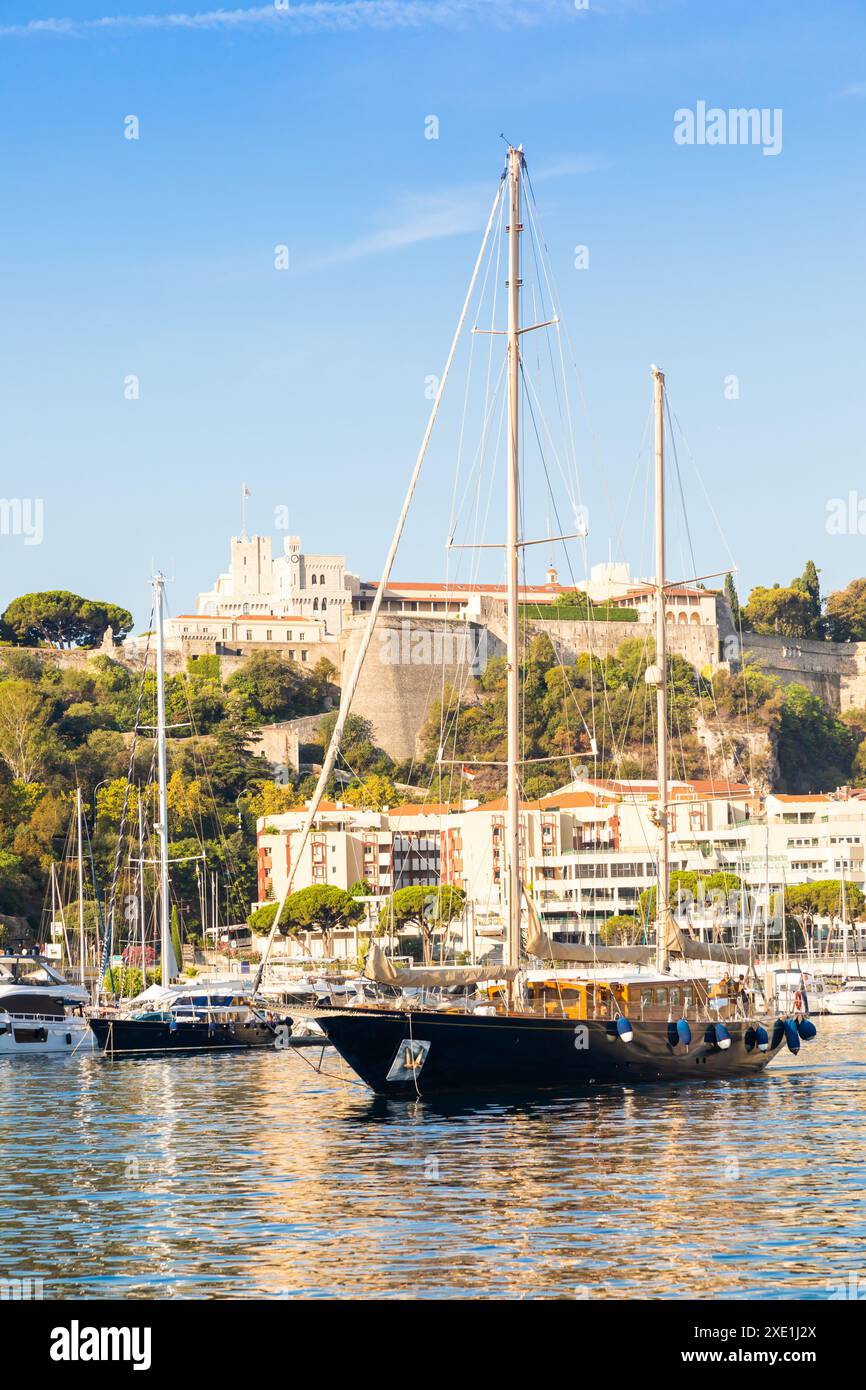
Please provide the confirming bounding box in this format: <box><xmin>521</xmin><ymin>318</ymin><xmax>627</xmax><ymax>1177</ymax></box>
<box><xmin>0</xmin><ymin>1009</ymin><xmax>71</xmax><ymax>1025</ymax></box>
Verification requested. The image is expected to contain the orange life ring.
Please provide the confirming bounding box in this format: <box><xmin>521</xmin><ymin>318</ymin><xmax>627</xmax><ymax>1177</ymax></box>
<box><xmin>794</xmin><ymin>990</ymin><xmax>803</xmax><ymax>1012</ymax></box>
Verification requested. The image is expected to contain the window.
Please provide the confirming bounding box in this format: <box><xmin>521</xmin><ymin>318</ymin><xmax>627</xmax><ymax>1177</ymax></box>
<box><xmin>321</xmin><ymin>597</ymin><xmax>327</xmax><ymax>610</ymax></box>
<box><xmin>320</xmin><ymin>574</ymin><xmax>325</xmax><ymax>584</ymax></box>
<box><xmin>246</xmin><ymin>630</ymin><xmax>252</xmax><ymax>641</ymax></box>
<box><xmin>266</xmin><ymin>629</ymin><xmax>272</xmax><ymax>641</ymax></box>
<box><xmin>311</xmin><ymin>574</ymin><xmax>317</xmax><ymax>585</ymax></box>
<box><xmin>301</xmin><ymin>650</ymin><xmax>308</xmax><ymax>661</ymax></box>
<box><xmin>286</xmin><ymin>630</ymin><xmax>292</xmax><ymax>640</ymax></box>
<box><xmin>313</xmin><ymin>597</ymin><xmax>318</xmax><ymax>610</ymax></box>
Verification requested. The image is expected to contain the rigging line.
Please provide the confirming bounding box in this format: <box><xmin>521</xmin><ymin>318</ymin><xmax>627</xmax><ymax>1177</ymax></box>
<box><xmin>522</xmin><ymin>170</ymin><xmax>587</xmax><ymax>510</ymax></box>
<box><xmin>664</xmin><ymin>391</ymin><xmax>754</xmax><ymax>788</ymax></box>
<box><xmin>521</xmin><ymin>355</ymin><xmax>581</xmax><ymax>516</ymax></box>
<box><xmin>254</xmin><ymin>172</ymin><xmax>506</xmax><ymax>992</ymax></box>
<box><xmin>437</xmin><ymin>380</ymin><xmax>508</xmax><ymax>790</ymax></box>
<box><xmin>524</xmin><ymin>184</ymin><xmax>571</xmax><ymax>469</ymax></box>
<box><xmin>446</xmin><ymin>182</ymin><xmax>504</xmax><ymax>543</ymax></box>
<box><xmin>99</xmin><ymin>609</ymin><xmax>155</xmax><ymax>989</ymax></box>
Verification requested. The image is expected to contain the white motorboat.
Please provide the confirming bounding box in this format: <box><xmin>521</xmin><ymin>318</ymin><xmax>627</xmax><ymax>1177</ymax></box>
<box><xmin>0</xmin><ymin>949</ymin><xmax>94</xmax><ymax>1055</ymax></box>
<box><xmin>822</xmin><ymin>980</ymin><xmax>866</xmax><ymax>1015</ymax></box>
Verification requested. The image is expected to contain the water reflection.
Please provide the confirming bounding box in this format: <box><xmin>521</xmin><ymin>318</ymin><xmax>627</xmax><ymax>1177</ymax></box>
<box><xmin>0</xmin><ymin>1019</ymin><xmax>864</xmax><ymax>1298</ymax></box>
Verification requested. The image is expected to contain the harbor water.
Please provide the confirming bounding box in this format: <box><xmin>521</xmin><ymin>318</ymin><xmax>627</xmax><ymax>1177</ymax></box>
<box><xmin>1</xmin><ymin>1016</ymin><xmax>864</xmax><ymax>1300</ymax></box>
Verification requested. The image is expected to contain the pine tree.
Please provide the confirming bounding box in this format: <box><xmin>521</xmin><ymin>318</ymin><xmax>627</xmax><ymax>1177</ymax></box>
<box><xmin>724</xmin><ymin>572</ymin><xmax>742</xmax><ymax>628</ymax></box>
<box><xmin>170</xmin><ymin>904</ymin><xmax>183</xmax><ymax>973</ymax></box>
<box><xmin>793</xmin><ymin>560</ymin><xmax>822</xmax><ymax>636</ymax></box>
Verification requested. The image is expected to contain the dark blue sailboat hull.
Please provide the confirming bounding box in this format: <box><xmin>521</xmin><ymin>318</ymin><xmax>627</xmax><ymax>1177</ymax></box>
<box><xmin>90</xmin><ymin>1016</ymin><xmax>286</xmax><ymax>1055</ymax></box>
<box><xmin>316</xmin><ymin>1008</ymin><xmax>785</xmax><ymax>1097</ymax></box>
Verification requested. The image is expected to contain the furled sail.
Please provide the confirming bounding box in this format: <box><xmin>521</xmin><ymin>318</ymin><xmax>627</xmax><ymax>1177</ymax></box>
<box><xmin>523</xmin><ymin>893</ymin><xmax>654</xmax><ymax>965</ymax></box>
<box><xmin>675</xmin><ymin>933</ymin><xmax>753</xmax><ymax>966</ymax></box>
<box><xmin>364</xmin><ymin>940</ymin><xmax>520</xmax><ymax>988</ymax></box>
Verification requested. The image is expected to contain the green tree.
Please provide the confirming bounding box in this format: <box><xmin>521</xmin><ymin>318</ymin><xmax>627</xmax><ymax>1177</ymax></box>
<box><xmin>1</xmin><ymin>591</ymin><xmax>132</xmax><ymax>647</ymax></box>
<box><xmin>279</xmin><ymin>884</ymin><xmax>364</xmax><ymax>957</ymax></box>
<box><xmin>743</xmin><ymin>585</ymin><xmax>814</xmax><ymax>638</ymax></box>
<box><xmin>599</xmin><ymin>913</ymin><xmax>642</xmax><ymax>945</ymax></box>
<box><xmin>348</xmin><ymin>879</ymin><xmax>373</xmax><ymax>897</ymax></box>
<box><xmin>825</xmin><ymin>578</ymin><xmax>866</xmax><ymax>642</ymax></box>
<box><xmin>170</xmin><ymin>904</ymin><xmax>183</xmax><ymax>972</ymax></box>
<box><xmin>341</xmin><ymin>774</ymin><xmax>398</xmax><ymax>810</ymax></box>
<box><xmin>776</xmin><ymin>683</ymin><xmax>861</xmax><ymax>792</ymax></box>
<box><xmin>226</xmin><ymin>652</ymin><xmax>329</xmax><ymax>724</ymax></box>
<box><xmin>0</xmin><ymin>681</ymin><xmax>54</xmax><ymax>782</ymax></box>
<box><xmin>723</xmin><ymin>573</ymin><xmax>742</xmax><ymax>629</ymax></box>
<box><xmin>378</xmin><ymin>884</ymin><xmax>466</xmax><ymax>964</ymax></box>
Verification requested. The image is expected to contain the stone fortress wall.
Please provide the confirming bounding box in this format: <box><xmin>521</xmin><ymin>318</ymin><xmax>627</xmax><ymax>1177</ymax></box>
<box><xmin>13</xmin><ymin>609</ymin><xmax>866</xmax><ymax>765</ymax></box>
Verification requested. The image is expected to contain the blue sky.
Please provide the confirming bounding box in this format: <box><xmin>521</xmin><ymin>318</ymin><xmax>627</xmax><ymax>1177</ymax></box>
<box><xmin>1</xmin><ymin>0</ymin><xmax>865</xmax><ymax>627</ymax></box>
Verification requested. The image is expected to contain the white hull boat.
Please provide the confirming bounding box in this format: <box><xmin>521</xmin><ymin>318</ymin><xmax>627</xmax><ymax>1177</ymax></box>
<box><xmin>0</xmin><ymin>951</ymin><xmax>95</xmax><ymax>1056</ymax></box>
<box><xmin>822</xmin><ymin>981</ymin><xmax>866</xmax><ymax>1015</ymax></box>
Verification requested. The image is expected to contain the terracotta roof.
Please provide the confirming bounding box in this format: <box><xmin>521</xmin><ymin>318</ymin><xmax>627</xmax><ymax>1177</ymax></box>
<box><xmin>578</xmin><ymin>777</ymin><xmax>751</xmax><ymax>800</ymax></box>
<box><xmin>769</xmin><ymin>794</ymin><xmax>832</xmax><ymax>803</ymax></box>
<box><xmin>388</xmin><ymin>802</ymin><xmax>458</xmax><ymax>817</ymax></box>
<box><xmin>538</xmin><ymin>790</ymin><xmax>609</xmax><ymax>809</ymax></box>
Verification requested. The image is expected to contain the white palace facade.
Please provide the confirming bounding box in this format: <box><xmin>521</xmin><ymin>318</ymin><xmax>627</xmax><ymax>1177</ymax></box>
<box><xmin>164</xmin><ymin>532</ymin><xmax>361</xmax><ymax>656</ymax></box>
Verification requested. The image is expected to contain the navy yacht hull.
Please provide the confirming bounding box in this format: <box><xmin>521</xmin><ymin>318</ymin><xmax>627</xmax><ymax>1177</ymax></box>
<box><xmin>90</xmin><ymin>1016</ymin><xmax>287</xmax><ymax>1055</ymax></box>
<box><xmin>316</xmin><ymin>1008</ymin><xmax>785</xmax><ymax>1097</ymax></box>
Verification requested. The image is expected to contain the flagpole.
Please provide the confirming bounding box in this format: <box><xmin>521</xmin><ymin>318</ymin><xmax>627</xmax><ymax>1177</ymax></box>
<box><xmin>241</xmin><ymin>483</ymin><xmax>249</xmax><ymax>540</ymax></box>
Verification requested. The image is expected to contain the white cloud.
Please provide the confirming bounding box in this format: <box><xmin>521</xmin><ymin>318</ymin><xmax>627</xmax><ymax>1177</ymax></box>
<box><xmin>0</xmin><ymin>1</ymin><xmax>565</xmax><ymax>41</ymax></box>
<box><xmin>309</xmin><ymin>156</ymin><xmax>600</xmax><ymax>267</ymax></box>
<box><xmin>309</xmin><ymin>182</ymin><xmax>492</xmax><ymax>267</ymax></box>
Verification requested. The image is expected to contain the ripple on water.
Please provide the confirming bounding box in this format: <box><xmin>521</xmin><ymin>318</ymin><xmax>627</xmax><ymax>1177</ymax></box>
<box><xmin>0</xmin><ymin>1019</ymin><xmax>864</xmax><ymax>1297</ymax></box>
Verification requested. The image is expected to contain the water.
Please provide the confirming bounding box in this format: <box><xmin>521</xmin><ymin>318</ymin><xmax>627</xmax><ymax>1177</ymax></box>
<box><xmin>1</xmin><ymin>1017</ymin><xmax>864</xmax><ymax>1299</ymax></box>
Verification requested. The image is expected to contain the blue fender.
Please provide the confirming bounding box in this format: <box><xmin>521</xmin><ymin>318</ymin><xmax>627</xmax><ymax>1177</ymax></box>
<box><xmin>616</xmin><ymin>1015</ymin><xmax>634</xmax><ymax>1043</ymax></box>
<box><xmin>784</xmin><ymin>1018</ymin><xmax>801</xmax><ymax>1054</ymax></box>
<box><xmin>796</xmin><ymin>1016</ymin><xmax>817</xmax><ymax>1041</ymax></box>
<box><xmin>755</xmin><ymin>1025</ymin><xmax>769</xmax><ymax>1052</ymax></box>
<box><xmin>714</xmin><ymin>1022</ymin><xmax>732</xmax><ymax>1050</ymax></box>
<box><xmin>771</xmin><ymin>1018</ymin><xmax>785</xmax><ymax>1051</ymax></box>
<box><xmin>676</xmin><ymin>1018</ymin><xmax>692</xmax><ymax>1047</ymax></box>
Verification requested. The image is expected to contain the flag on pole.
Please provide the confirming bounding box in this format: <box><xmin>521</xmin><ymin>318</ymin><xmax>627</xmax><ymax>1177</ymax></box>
<box><xmin>461</xmin><ymin>765</ymin><xmax>477</xmax><ymax>781</ymax></box>
<box><xmin>243</xmin><ymin>483</ymin><xmax>251</xmax><ymax>498</ymax></box>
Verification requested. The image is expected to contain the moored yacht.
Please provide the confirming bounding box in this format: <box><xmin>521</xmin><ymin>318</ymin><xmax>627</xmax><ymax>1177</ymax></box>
<box><xmin>822</xmin><ymin>980</ymin><xmax>866</xmax><ymax>1015</ymax></box>
<box><xmin>90</xmin><ymin>975</ymin><xmax>290</xmax><ymax>1055</ymax></box>
<box><xmin>0</xmin><ymin>949</ymin><xmax>94</xmax><ymax>1055</ymax></box>
<box><xmin>254</xmin><ymin>145</ymin><xmax>808</xmax><ymax>1097</ymax></box>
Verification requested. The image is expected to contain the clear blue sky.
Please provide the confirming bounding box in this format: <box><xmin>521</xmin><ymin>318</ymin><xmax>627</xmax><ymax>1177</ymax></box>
<box><xmin>1</xmin><ymin>0</ymin><xmax>864</xmax><ymax>628</ymax></box>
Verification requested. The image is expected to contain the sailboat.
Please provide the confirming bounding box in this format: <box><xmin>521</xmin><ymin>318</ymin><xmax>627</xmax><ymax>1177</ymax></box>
<box><xmin>255</xmin><ymin>145</ymin><xmax>812</xmax><ymax>1095</ymax></box>
<box><xmin>822</xmin><ymin>856</ymin><xmax>866</xmax><ymax>1014</ymax></box>
<box><xmin>89</xmin><ymin>575</ymin><xmax>292</xmax><ymax>1055</ymax></box>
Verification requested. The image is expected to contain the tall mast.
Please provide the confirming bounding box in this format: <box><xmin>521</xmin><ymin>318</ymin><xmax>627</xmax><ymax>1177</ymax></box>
<box><xmin>138</xmin><ymin>790</ymin><xmax>147</xmax><ymax>977</ymax></box>
<box><xmin>505</xmin><ymin>145</ymin><xmax>523</xmax><ymax>977</ymax></box>
<box><xmin>76</xmin><ymin>785</ymin><xmax>86</xmax><ymax>988</ymax></box>
<box><xmin>153</xmin><ymin>573</ymin><xmax>173</xmax><ymax>987</ymax></box>
<box><xmin>652</xmin><ymin>365</ymin><xmax>671</xmax><ymax>973</ymax></box>
<box><xmin>842</xmin><ymin>855</ymin><xmax>849</xmax><ymax>972</ymax></box>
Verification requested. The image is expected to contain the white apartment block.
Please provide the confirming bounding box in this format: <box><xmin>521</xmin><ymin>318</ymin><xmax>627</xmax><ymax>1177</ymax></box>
<box><xmin>256</xmin><ymin>782</ymin><xmax>866</xmax><ymax>954</ymax></box>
